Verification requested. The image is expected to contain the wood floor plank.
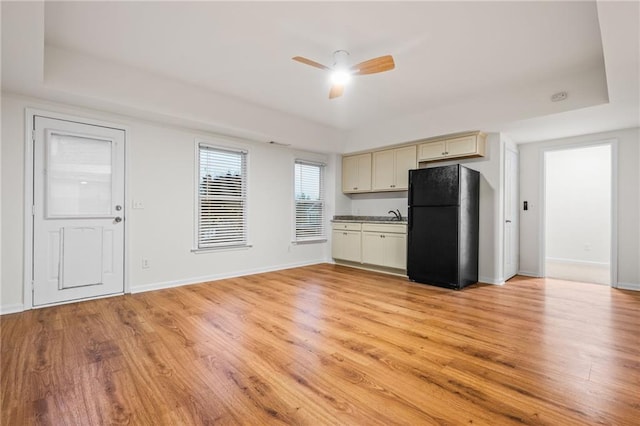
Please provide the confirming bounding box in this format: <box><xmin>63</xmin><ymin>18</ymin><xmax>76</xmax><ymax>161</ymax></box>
<box><xmin>2</xmin><ymin>264</ymin><xmax>639</xmax><ymax>425</ymax></box>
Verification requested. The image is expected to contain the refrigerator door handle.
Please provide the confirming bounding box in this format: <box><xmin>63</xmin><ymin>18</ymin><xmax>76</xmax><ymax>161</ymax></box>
<box><xmin>407</xmin><ymin>206</ymin><xmax>413</xmax><ymax>231</ymax></box>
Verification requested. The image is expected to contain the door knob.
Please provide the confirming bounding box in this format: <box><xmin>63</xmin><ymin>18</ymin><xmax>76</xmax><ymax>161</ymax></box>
<box><xmin>114</xmin><ymin>217</ymin><xmax>123</xmax><ymax>223</ymax></box>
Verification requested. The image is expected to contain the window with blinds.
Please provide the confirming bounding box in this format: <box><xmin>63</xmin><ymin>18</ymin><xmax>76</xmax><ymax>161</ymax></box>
<box><xmin>294</xmin><ymin>160</ymin><xmax>325</xmax><ymax>242</ymax></box>
<box><xmin>197</xmin><ymin>144</ymin><xmax>247</xmax><ymax>249</ymax></box>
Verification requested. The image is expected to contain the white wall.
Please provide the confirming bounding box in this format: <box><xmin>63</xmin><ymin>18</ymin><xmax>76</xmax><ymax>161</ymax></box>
<box><xmin>519</xmin><ymin>127</ymin><xmax>640</xmax><ymax>288</ymax></box>
<box><xmin>545</xmin><ymin>145</ymin><xmax>611</xmax><ymax>263</ymax></box>
<box><xmin>346</xmin><ymin>133</ymin><xmax>506</xmax><ymax>284</ymax></box>
<box><xmin>1</xmin><ymin>95</ymin><xmax>24</xmax><ymax>312</ymax></box>
<box><xmin>348</xmin><ymin>192</ymin><xmax>408</xmax><ymax>218</ymax></box>
<box><xmin>1</xmin><ymin>94</ymin><xmax>336</xmax><ymax>313</ymax></box>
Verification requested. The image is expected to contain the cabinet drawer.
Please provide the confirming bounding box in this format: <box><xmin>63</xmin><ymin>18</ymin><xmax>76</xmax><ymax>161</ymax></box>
<box><xmin>332</xmin><ymin>222</ymin><xmax>362</xmax><ymax>231</ymax></box>
<box><xmin>362</xmin><ymin>223</ymin><xmax>406</xmax><ymax>234</ymax></box>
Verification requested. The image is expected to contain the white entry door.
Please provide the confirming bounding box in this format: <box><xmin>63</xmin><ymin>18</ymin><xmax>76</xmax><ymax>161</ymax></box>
<box><xmin>504</xmin><ymin>147</ymin><xmax>519</xmax><ymax>280</ymax></box>
<box><xmin>32</xmin><ymin>116</ymin><xmax>125</xmax><ymax>306</ymax></box>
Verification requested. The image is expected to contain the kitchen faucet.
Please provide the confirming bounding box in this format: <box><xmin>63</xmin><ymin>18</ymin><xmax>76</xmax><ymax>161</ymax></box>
<box><xmin>388</xmin><ymin>209</ymin><xmax>403</xmax><ymax>221</ymax></box>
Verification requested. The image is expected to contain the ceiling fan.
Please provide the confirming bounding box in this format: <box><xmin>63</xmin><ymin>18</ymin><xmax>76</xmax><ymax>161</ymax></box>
<box><xmin>292</xmin><ymin>50</ymin><xmax>395</xmax><ymax>99</ymax></box>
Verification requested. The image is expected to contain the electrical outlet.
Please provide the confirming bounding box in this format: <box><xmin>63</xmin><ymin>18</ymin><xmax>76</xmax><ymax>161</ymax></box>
<box><xmin>133</xmin><ymin>200</ymin><xmax>144</xmax><ymax>209</ymax></box>
<box><xmin>142</xmin><ymin>258</ymin><xmax>150</xmax><ymax>269</ymax></box>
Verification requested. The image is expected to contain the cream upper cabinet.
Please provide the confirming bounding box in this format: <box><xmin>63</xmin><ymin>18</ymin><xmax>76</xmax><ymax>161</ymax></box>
<box><xmin>342</xmin><ymin>153</ymin><xmax>372</xmax><ymax>193</ymax></box>
<box><xmin>372</xmin><ymin>150</ymin><xmax>395</xmax><ymax>190</ymax></box>
<box><xmin>394</xmin><ymin>146</ymin><xmax>417</xmax><ymax>190</ymax></box>
<box><xmin>446</xmin><ymin>135</ymin><xmax>480</xmax><ymax>157</ymax></box>
<box><xmin>342</xmin><ymin>131</ymin><xmax>485</xmax><ymax>193</ymax></box>
<box><xmin>372</xmin><ymin>145</ymin><xmax>417</xmax><ymax>191</ymax></box>
<box><xmin>418</xmin><ymin>133</ymin><xmax>486</xmax><ymax>162</ymax></box>
<box><xmin>417</xmin><ymin>140</ymin><xmax>446</xmax><ymax>161</ymax></box>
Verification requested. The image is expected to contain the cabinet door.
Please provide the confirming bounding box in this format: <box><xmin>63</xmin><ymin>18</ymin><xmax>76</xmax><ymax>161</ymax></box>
<box><xmin>332</xmin><ymin>230</ymin><xmax>361</xmax><ymax>262</ymax></box>
<box><xmin>372</xmin><ymin>150</ymin><xmax>395</xmax><ymax>190</ymax></box>
<box><xmin>394</xmin><ymin>146</ymin><xmax>417</xmax><ymax>190</ymax></box>
<box><xmin>342</xmin><ymin>155</ymin><xmax>360</xmax><ymax>192</ymax></box>
<box><xmin>384</xmin><ymin>233</ymin><xmax>407</xmax><ymax>269</ymax></box>
<box><xmin>418</xmin><ymin>140</ymin><xmax>446</xmax><ymax>161</ymax></box>
<box><xmin>362</xmin><ymin>232</ymin><xmax>386</xmax><ymax>266</ymax></box>
<box><xmin>342</xmin><ymin>153</ymin><xmax>371</xmax><ymax>193</ymax></box>
<box><xmin>355</xmin><ymin>153</ymin><xmax>372</xmax><ymax>191</ymax></box>
<box><xmin>445</xmin><ymin>135</ymin><xmax>477</xmax><ymax>157</ymax></box>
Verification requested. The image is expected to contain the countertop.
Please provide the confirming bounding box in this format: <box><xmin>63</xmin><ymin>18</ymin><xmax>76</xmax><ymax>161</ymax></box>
<box><xmin>332</xmin><ymin>215</ymin><xmax>407</xmax><ymax>224</ymax></box>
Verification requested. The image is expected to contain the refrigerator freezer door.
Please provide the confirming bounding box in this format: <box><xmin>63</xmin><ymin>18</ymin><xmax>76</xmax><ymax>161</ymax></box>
<box><xmin>409</xmin><ymin>166</ymin><xmax>460</xmax><ymax>207</ymax></box>
<box><xmin>407</xmin><ymin>206</ymin><xmax>460</xmax><ymax>288</ymax></box>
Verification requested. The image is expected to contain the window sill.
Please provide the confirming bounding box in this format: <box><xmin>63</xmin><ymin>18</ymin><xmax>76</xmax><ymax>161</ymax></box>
<box><xmin>191</xmin><ymin>244</ymin><xmax>252</xmax><ymax>254</ymax></box>
<box><xmin>292</xmin><ymin>238</ymin><xmax>327</xmax><ymax>245</ymax></box>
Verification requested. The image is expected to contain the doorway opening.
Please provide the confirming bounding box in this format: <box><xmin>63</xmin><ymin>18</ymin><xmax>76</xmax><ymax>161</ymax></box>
<box><xmin>543</xmin><ymin>142</ymin><xmax>614</xmax><ymax>285</ymax></box>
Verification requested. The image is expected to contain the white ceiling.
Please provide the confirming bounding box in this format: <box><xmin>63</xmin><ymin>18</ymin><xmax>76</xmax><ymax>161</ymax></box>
<box><xmin>2</xmin><ymin>1</ymin><xmax>639</xmax><ymax>152</ymax></box>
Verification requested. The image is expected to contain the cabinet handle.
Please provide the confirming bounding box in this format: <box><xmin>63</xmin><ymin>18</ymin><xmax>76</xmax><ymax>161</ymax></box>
<box><xmin>343</xmin><ymin>232</ymin><xmax>347</xmax><ymax>235</ymax></box>
<box><xmin>353</xmin><ymin>187</ymin><xmax>358</xmax><ymax>190</ymax></box>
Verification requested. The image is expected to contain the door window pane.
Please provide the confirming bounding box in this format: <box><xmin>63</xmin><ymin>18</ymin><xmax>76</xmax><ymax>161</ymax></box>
<box><xmin>47</xmin><ymin>132</ymin><xmax>113</xmax><ymax>217</ymax></box>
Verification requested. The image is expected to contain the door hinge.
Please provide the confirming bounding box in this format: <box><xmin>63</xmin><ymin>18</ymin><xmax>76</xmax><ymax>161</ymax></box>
<box><xmin>32</xmin><ymin>205</ymin><xmax>36</xmax><ymax>216</ymax></box>
<box><xmin>31</xmin><ymin>280</ymin><xmax>35</xmax><ymax>291</ymax></box>
<box><xmin>32</xmin><ymin>130</ymin><xmax>36</xmax><ymax>143</ymax></box>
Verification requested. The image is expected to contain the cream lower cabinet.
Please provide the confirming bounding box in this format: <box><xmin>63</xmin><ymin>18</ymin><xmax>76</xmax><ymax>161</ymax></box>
<box><xmin>361</xmin><ymin>223</ymin><xmax>407</xmax><ymax>270</ymax></box>
<box><xmin>331</xmin><ymin>223</ymin><xmax>362</xmax><ymax>263</ymax></box>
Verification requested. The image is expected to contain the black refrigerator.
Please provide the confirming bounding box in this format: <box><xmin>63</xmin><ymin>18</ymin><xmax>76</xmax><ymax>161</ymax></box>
<box><xmin>407</xmin><ymin>164</ymin><xmax>480</xmax><ymax>290</ymax></box>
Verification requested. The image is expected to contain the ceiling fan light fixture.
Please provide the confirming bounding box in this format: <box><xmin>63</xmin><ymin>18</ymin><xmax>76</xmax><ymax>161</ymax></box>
<box><xmin>330</xmin><ymin>69</ymin><xmax>352</xmax><ymax>85</ymax></box>
<box><xmin>292</xmin><ymin>51</ymin><xmax>394</xmax><ymax>99</ymax></box>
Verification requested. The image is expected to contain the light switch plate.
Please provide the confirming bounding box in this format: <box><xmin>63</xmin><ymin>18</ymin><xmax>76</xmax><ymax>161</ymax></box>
<box><xmin>132</xmin><ymin>200</ymin><xmax>144</xmax><ymax>209</ymax></box>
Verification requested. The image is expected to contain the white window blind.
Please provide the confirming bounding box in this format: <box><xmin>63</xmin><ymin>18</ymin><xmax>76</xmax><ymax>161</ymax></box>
<box><xmin>197</xmin><ymin>144</ymin><xmax>247</xmax><ymax>248</ymax></box>
<box><xmin>294</xmin><ymin>160</ymin><xmax>325</xmax><ymax>241</ymax></box>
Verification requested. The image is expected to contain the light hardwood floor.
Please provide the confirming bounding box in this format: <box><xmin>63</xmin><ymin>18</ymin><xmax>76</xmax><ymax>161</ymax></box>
<box><xmin>1</xmin><ymin>264</ymin><xmax>639</xmax><ymax>425</ymax></box>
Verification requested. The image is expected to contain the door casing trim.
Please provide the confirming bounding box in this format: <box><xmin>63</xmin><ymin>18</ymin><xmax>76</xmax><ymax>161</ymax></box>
<box><xmin>539</xmin><ymin>139</ymin><xmax>618</xmax><ymax>287</ymax></box>
<box><xmin>23</xmin><ymin>108</ymin><xmax>130</xmax><ymax>310</ymax></box>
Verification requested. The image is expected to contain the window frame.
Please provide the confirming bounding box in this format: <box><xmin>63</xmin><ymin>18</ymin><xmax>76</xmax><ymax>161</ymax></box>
<box><xmin>293</xmin><ymin>159</ymin><xmax>326</xmax><ymax>244</ymax></box>
<box><xmin>193</xmin><ymin>140</ymin><xmax>250</xmax><ymax>252</ymax></box>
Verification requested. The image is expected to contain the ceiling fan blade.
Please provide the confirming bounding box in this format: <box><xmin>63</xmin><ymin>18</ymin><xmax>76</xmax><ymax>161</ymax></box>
<box><xmin>292</xmin><ymin>56</ymin><xmax>331</xmax><ymax>71</ymax></box>
<box><xmin>329</xmin><ymin>84</ymin><xmax>344</xmax><ymax>99</ymax></box>
<box><xmin>351</xmin><ymin>55</ymin><xmax>395</xmax><ymax>75</ymax></box>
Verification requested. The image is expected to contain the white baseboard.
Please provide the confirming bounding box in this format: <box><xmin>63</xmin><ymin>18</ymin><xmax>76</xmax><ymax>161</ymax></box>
<box><xmin>545</xmin><ymin>258</ymin><xmax>610</xmax><ymax>285</ymax></box>
<box><xmin>616</xmin><ymin>282</ymin><xmax>640</xmax><ymax>291</ymax></box>
<box><xmin>479</xmin><ymin>276</ymin><xmax>505</xmax><ymax>286</ymax></box>
<box><xmin>0</xmin><ymin>304</ymin><xmax>25</xmax><ymax>315</ymax></box>
<box><xmin>130</xmin><ymin>259</ymin><xmax>326</xmax><ymax>294</ymax></box>
<box><xmin>546</xmin><ymin>257</ymin><xmax>609</xmax><ymax>267</ymax></box>
<box><xmin>517</xmin><ymin>270</ymin><xmax>540</xmax><ymax>277</ymax></box>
